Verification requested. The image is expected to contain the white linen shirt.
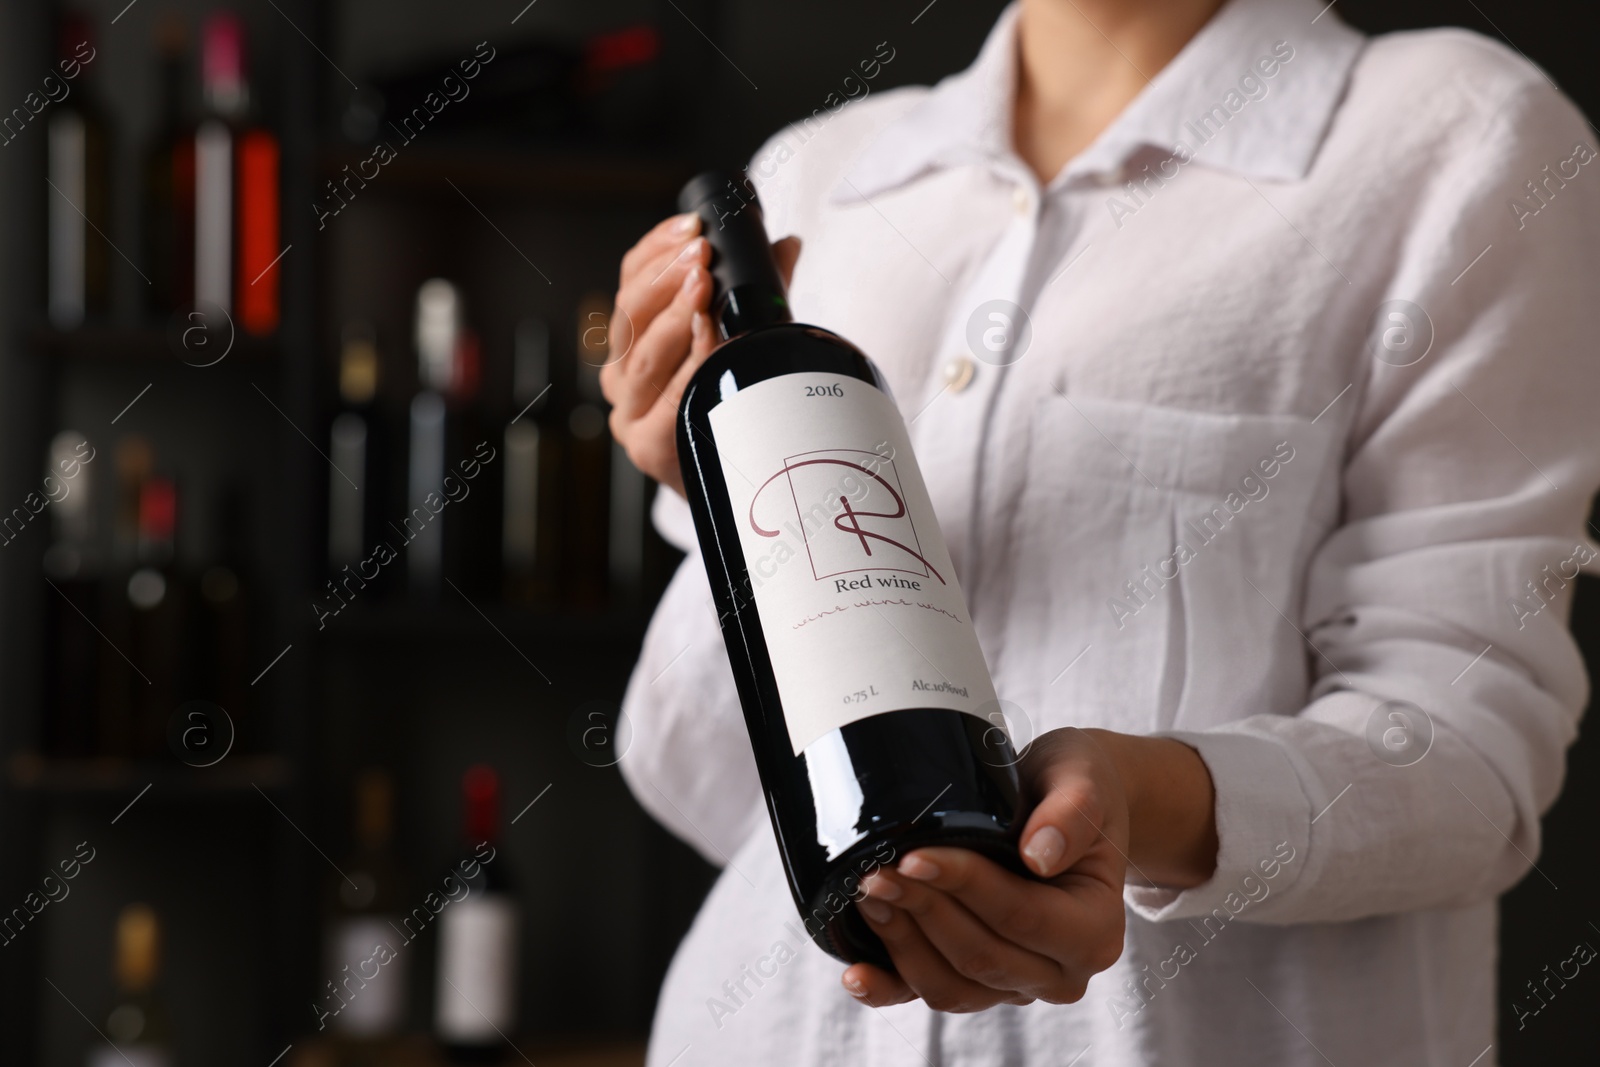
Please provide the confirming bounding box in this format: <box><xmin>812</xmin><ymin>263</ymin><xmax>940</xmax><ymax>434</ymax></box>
<box><xmin>618</xmin><ymin>1</ymin><xmax>1600</xmax><ymax>1064</ymax></box>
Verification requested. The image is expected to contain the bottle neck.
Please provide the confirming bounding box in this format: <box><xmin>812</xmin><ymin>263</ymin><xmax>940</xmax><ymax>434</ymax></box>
<box><xmin>716</xmin><ymin>282</ymin><xmax>792</xmax><ymax>340</ymax></box>
<box><xmin>461</xmin><ymin>765</ymin><xmax>500</xmax><ymax>846</ymax></box>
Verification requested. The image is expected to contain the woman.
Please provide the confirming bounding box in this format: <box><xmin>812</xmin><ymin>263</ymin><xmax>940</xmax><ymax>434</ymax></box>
<box><xmin>602</xmin><ymin>0</ymin><xmax>1600</xmax><ymax>1062</ymax></box>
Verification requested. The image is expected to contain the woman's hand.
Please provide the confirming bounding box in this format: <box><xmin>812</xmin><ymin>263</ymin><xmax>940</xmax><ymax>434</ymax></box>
<box><xmin>600</xmin><ymin>212</ymin><xmax>800</xmax><ymax>495</ymax></box>
<box><xmin>842</xmin><ymin>727</ymin><xmax>1218</xmax><ymax>1011</ymax></box>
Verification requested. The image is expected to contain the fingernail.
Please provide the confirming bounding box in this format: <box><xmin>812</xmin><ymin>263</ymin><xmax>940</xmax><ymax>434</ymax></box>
<box><xmin>862</xmin><ymin>873</ymin><xmax>902</xmax><ymax>901</ymax></box>
<box><xmin>690</xmin><ymin>312</ymin><xmax>707</xmax><ymax>342</ymax></box>
<box><xmin>843</xmin><ymin>975</ymin><xmax>868</xmax><ymax>998</ymax></box>
<box><xmin>681</xmin><ymin>266</ymin><xmax>700</xmax><ymax>294</ymax></box>
<box><xmin>899</xmin><ymin>855</ymin><xmax>940</xmax><ymax>882</ymax></box>
<box><xmin>672</xmin><ymin>212</ymin><xmax>699</xmax><ymax>235</ymax></box>
<box><xmin>677</xmin><ymin>237</ymin><xmax>704</xmax><ymax>263</ymax></box>
<box><xmin>1023</xmin><ymin>826</ymin><xmax>1066</xmax><ymax>875</ymax></box>
<box><xmin>859</xmin><ymin>899</ymin><xmax>893</xmax><ymax>924</ymax></box>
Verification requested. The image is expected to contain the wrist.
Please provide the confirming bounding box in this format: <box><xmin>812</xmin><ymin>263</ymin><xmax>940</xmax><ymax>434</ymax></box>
<box><xmin>1083</xmin><ymin>728</ymin><xmax>1218</xmax><ymax>889</ymax></box>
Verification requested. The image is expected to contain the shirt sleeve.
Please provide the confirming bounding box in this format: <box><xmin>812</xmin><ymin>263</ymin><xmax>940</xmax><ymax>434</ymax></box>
<box><xmin>618</xmin><ymin>488</ymin><xmax>764</xmax><ymax>867</ymax></box>
<box><xmin>1128</xmin><ymin>77</ymin><xmax>1600</xmax><ymax>923</ymax></box>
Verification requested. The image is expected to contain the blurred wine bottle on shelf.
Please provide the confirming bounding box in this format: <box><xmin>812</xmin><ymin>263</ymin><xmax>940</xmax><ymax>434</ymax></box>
<box><xmin>41</xmin><ymin>430</ymin><xmax>257</xmax><ymax>759</ymax></box>
<box><xmin>330</xmin><ymin>322</ymin><xmax>379</xmax><ymax>573</ymax></box>
<box><xmin>610</xmin><ymin>440</ymin><xmax>646</xmax><ymax>603</ymax></box>
<box><xmin>127</xmin><ymin>476</ymin><xmax>182</xmax><ymax>756</ymax></box>
<box><xmin>87</xmin><ymin>904</ymin><xmax>173</xmax><ymax>1067</ymax></box>
<box><xmin>568</xmin><ymin>293</ymin><xmax>612</xmax><ymax>609</ymax></box>
<box><xmin>435</xmin><ymin>765</ymin><xmax>520</xmax><ymax>1063</ymax></box>
<box><xmin>43</xmin><ymin>431</ymin><xmax>101</xmax><ymax>756</ymax></box>
<box><xmin>325</xmin><ymin>770</ymin><xmax>409</xmax><ymax>1053</ymax></box>
<box><xmin>502</xmin><ymin>318</ymin><xmax>554</xmax><ymax>604</ymax></box>
<box><xmin>408</xmin><ymin>280</ymin><xmax>455</xmax><ymax>596</ymax></box>
<box><xmin>191</xmin><ymin>486</ymin><xmax>251</xmax><ymax>727</ymax></box>
<box><xmin>145</xmin><ymin>13</ymin><xmax>189</xmax><ymax>314</ymax></box>
<box><xmin>94</xmin><ymin>436</ymin><xmax>153</xmax><ymax>755</ymax></box>
<box><xmin>408</xmin><ymin>279</ymin><xmax>492</xmax><ymax>598</ymax></box>
<box><xmin>46</xmin><ymin>13</ymin><xmax>107</xmax><ymax>329</ymax></box>
<box><xmin>150</xmin><ymin>11</ymin><xmax>280</xmax><ymax>333</ymax></box>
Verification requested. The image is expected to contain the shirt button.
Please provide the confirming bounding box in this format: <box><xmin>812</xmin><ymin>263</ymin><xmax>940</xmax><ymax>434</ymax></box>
<box><xmin>1012</xmin><ymin>186</ymin><xmax>1032</xmax><ymax>217</ymax></box>
<box><xmin>943</xmin><ymin>356</ymin><xmax>975</xmax><ymax>393</ymax></box>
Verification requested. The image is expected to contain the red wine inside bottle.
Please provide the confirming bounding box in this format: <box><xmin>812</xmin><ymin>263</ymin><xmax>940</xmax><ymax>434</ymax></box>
<box><xmin>674</xmin><ymin>172</ymin><xmax>1025</xmax><ymax>970</ymax></box>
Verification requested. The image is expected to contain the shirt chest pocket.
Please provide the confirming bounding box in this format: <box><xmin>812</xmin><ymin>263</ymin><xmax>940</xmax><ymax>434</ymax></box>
<box><xmin>993</xmin><ymin>394</ymin><xmax>1336</xmax><ymax>739</ymax></box>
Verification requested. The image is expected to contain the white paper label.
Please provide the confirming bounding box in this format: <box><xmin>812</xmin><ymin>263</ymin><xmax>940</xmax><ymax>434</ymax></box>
<box><xmin>434</xmin><ymin>896</ymin><xmax>519</xmax><ymax>1040</ymax></box>
<box><xmin>708</xmin><ymin>371</ymin><xmax>998</xmax><ymax>754</ymax></box>
<box><xmin>328</xmin><ymin>916</ymin><xmax>408</xmax><ymax>1035</ymax></box>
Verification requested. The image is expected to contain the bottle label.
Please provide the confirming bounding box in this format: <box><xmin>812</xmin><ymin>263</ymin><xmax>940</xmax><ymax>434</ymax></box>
<box><xmin>708</xmin><ymin>371</ymin><xmax>998</xmax><ymax>754</ymax></box>
<box><xmin>329</xmin><ymin>915</ymin><xmax>408</xmax><ymax>1035</ymax></box>
<box><xmin>434</xmin><ymin>895</ymin><xmax>519</xmax><ymax>1040</ymax></box>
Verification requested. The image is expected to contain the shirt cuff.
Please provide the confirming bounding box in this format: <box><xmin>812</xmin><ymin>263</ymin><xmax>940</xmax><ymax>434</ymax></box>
<box><xmin>652</xmin><ymin>484</ymin><xmax>698</xmax><ymax>554</ymax></box>
<box><xmin>1124</xmin><ymin>728</ymin><xmax>1311</xmax><ymax>922</ymax></box>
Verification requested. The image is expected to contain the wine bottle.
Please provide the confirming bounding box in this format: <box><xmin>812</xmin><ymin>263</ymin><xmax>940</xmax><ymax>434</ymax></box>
<box><xmin>567</xmin><ymin>293</ymin><xmax>612</xmax><ymax>608</ymax></box>
<box><xmin>192</xmin><ymin>485</ymin><xmax>250</xmax><ymax>730</ymax></box>
<box><xmin>434</xmin><ymin>765</ymin><xmax>520</xmax><ymax>1062</ymax></box>
<box><xmin>330</xmin><ymin>322</ymin><xmax>379</xmax><ymax>572</ymax></box>
<box><xmin>193</xmin><ymin>13</ymin><xmax>235</xmax><ymax>316</ymax></box>
<box><xmin>325</xmin><ymin>769</ymin><xmax>409</xmax><ymax>1045</ymax></box>
<box><xmin>192</xmin><ymin>12</ymin><xmax>281</xmax><ymax>334</ymax></box>
<box><xmin>673</xmin><ymin>172</ymin><xmax>1024</xmax><ymax>969</ymax></box>
<box><xmin>45</xmin><ymin>14</ymin><xmax>108</xmax><ymax>329</ymax></box>
<box><xmin>87</xmin><ymin>904</ymin><xmax>174</xmax><ymax>1067</ymax></box>
<box><xmin>145</xmin><ymin>14</ymin><xmax>188</xmax><ymax>315</ymax></box>
<box><xmin>43</xmin><ymin>430</ymin><xmax>100</xmax><ymax>756</ymax></box>
<box><xmin>127</xmin><ymin>476</ymin><xmax>182</xmax><ymax>757</ymax></box>
<box><xmin>407</xmin><ymin>280</ymin><xmax>456</xmax><ymax>596</ymax></box>
<box><xmin>502</xmin><ymin>318</ymin><xmax>551</xmax><ymax>603</ymax></box>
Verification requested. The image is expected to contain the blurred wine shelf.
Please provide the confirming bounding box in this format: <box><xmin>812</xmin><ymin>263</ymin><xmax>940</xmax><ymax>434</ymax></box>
<box><xmin>319</xmin><ymin>143</ymin><xmax>693</xmax><ymax>202</ymax></box>
<box><xmin>6</xmin><ymin>752</ymin><xmax>292</xmax><ymax>794</ymax></box>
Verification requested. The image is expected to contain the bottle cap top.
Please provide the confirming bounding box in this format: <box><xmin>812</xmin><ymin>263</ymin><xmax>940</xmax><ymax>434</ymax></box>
<box><xmin>355</xmin><ymin>769</ymin><xmax>394</xmax><ymax>848</ymax></box>
<box><xmin>58</xmin><ymin>12</ymin><xmax>94</xmax><ymax>65</ymax></box>
<box><xmin>339</xmin><ymin>323</ymin><xmax>379</xmax><ymax>405</ymax></box>
<box><xmin>202</xmin><ymin>13</ymin><xmax>247</xmax><ymax>114</ymax></box>
<box><xmin>415</xmin><ymin>279</ymin><xmax>460</xmax><ymax>393</ymax></box>
<box><xmin>677</xmin><ymin>171</ymin><xmax>790</xmax><ymax>336</ymax></box>
<box><xmin>462</xmin><ymin>764</ymin><xmax>500</xmax><ymax>844</ymax></box>
<box><xmin>115</xmin><ymin>904</ymin><xmax>160</xmax><ymax>991</ymax></box>
<box><xmin>138</xmin><ymin>479</ymin><xmax>177</xmax><ymax>543</ymax></box>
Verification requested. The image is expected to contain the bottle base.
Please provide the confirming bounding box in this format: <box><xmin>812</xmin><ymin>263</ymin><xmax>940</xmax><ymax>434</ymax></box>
<box><xmin>801</xmin><ymin>819</ymin><xmax>1026</xmax><ymax>970</ymax></box>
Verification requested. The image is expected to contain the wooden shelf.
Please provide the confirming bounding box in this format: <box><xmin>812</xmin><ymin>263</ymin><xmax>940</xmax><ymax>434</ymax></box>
<box><xmin>5</xmin><ymin>752</ymin><xmax>292</xmax><ymax>796</ymax></box>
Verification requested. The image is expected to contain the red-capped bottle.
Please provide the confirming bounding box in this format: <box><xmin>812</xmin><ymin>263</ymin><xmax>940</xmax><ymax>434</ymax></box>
<box><xmin>186</xmin><ymin>11</ymin><xmax>280</xmax><ymax>335</ymax></box>
<box><xmin>434</xmin><ymin>765</ymin><xmax>521</xmax><ymax>1062</ymax></box>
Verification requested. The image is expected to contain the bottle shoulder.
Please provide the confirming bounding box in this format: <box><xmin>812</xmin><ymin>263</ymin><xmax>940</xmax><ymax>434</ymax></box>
<box><xmin>679</xmin><ymin>323</ymin><xmax>884</xmax><ymax>424</ymax></box>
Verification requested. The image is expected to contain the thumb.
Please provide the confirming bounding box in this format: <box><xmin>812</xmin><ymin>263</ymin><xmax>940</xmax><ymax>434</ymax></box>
<box><xmin>1015</xmin><ymin>731</ymin><xmax>1113</xmax><ymax>880</ymax></box>
<box><xmin>773</xmin><ymin>236</ymin><xmax>803</xmax><ymax>288</ymax></box>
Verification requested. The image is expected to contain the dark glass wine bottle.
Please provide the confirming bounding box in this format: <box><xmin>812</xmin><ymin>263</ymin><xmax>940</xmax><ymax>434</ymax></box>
<box><xmin>674</xmin><ymin>172</ymin><xmax>1025</xmax><ymax>970</ymax></box>
<box><xmin>434</xmin><ymin>765</ymin><xmax>520</xmax><ymax>1063</ymax></box>
<box><xmin>88</xmin><ymin>904</ymin><xmax>174</xmax><ymax>1067</ymax></box>
<box><xmin>45</xmin><ymin>13</ymin><xmax>108</xmax><ymax>329</ymax></box>
<box><xmin>325</xmin><ymin>769</ymin><xmax>409</xmax><ymax>1049</ymax></box>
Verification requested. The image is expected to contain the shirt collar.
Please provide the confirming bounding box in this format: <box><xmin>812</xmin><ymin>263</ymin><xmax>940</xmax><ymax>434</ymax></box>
<box><xmin>836</xmin><ymin>0</ymin><xmax>1366</xmax><ymax>202</ymax></box>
